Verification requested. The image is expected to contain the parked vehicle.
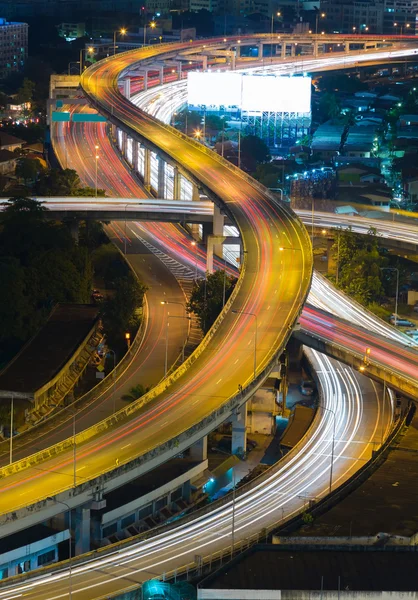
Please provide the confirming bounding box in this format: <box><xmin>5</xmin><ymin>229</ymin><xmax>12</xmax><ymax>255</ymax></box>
<box><xmin>390</xmin><ymin>314</ymin><xmax>415</xmax><ymax>327</ymax></box>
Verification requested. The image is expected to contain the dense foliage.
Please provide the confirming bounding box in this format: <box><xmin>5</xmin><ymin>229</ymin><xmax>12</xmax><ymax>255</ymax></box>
<box><xmin>0</xmin><ymin>197</ymin><xmax>93</xmax><ymax>366</ymax></box>
<box><xmin>187</xmin><ymin>270</ymin><xmax>237</xmax><ymax>334</ymax></box>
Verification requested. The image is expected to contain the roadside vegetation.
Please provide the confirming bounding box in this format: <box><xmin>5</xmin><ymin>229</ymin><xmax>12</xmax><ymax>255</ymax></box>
<box><xmin>187</xmin><ymin>270</ymin><xmax>237</xmax><ymax>334</ymax></box>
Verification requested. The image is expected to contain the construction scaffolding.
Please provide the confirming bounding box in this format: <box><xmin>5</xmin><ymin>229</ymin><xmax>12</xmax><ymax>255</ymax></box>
<box><xmin>241</xmin><ymin>110</ymin><xmax>311</xmax><ymax>149</ymax></box>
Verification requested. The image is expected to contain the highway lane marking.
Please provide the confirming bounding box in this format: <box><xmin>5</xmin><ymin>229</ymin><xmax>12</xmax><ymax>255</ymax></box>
<box><xmin>234</xmin><ymin>359</ymin><xmax>239</xmax><ymax>364</ymax></box>
<box><xmin>216</xmin><ymin>378</ymin><xmax>222</xmax><ymax>384</ymax></box>
<box><xmin>121</xmin><ymin>444</ymin><xmax>131</xmax><ymax>450</ymax></box>
<box><xmin>77</xmin><ymin>466</ymin><xmax>86</xmax><ymax>472</ymax></box>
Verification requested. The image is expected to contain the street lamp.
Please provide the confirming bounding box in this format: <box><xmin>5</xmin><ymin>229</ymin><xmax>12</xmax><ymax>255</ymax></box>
<box><xmin>144</xmin><ymin>20</ymin><xmax>156</xmax><ymax>46</ymax></box>
<box><xmin>79</xmin><ymin>47</ymin><xmax>95</xmax><ymax>76</ymax></box>
<box><xmin>231</xmin><ymin>309</ymin><xmax>258</xmax><ymax>382</ymax></box>
<box><xmin>163</xmin><ymin>314</ymin><xmax>191</xmax><ymax>376</ymax></box>
<box><xmin>107</xmin><ymin>349</ymin><xmax>117</xmax><ymax>413</ymax></box>
<box><xmin>191</xmin><ymin>240</ymin><xmax>198</xmax><ymax>279</ymax></box>
<box><xmin>271</xmin><ymin>11</ymin><xmax>281</xmax><ymax>37</ymax></box>
<box><xmin>380</xmin><ymin>267</ymin><xmax>399</xmax><ymax>325</ymax></box>
<box><xmin>114</xmin><ymin>27</ymin><xmax>127</xmax><ymax>55</ymax></box>
<box><xmin>47</xmin><ymin>498</ymin><xmax>73</xmax><ymax>599</ymax></box>
<box><xmin>161</xmin><ymin>301</ymin><xmax>188</xmax><ymax>363</ymax></box>
<box><xmin>317</xmin><ymin>404</ymin><xmax>336</xmax><ymax>495</ymax></box>
<box><xmin>316</xmin><ymin>11</ymin><xmax>325</xmax><ymax>36</ymax></box>
<box><xmin>194</xmin><ymin>128</ymin><xmax>202</xmax><ymax>140</ymax></box>
<box><xmin>95</xmin><ymin>147</ymin><xmax>99</xmax><ymax>197</ymax></box>
<box><xmin>9</xmin><ymin>394</ymin><xmax>14</xmax><ymax>464</ymax></box>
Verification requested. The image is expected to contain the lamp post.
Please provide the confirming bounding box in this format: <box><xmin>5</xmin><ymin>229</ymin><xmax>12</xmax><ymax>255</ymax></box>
<box><xmin>144</xmin><ymin>21</ymin><xmax>156</xmax><ymax>46</ymax></box>
<box><xmin>47</xmin><ymin>498</ymin><xmax>73</xmax><ymax>598</ymax></box>
<box><xmin>191</xmin><ymin>240</ymin><xmax>198</xmax><ymax>279</ymax></box>
<box><xmin>231</xmin><ymin>309</ymin><xmax>258</xmax><ymax>382</ymax></box>
<box><xmin>79</xmin><ymin>47</ymin><xmax>94</xmax><ymax>76</ymax></box>
<box><xmin>315</xmin><ymin>11</ymin><xmax>326</xmax><ymax>36</ymax></box>
<box><xmin>113</xmin><ymin>27</ymin><xmax>127</xmax><ymax>55</ymax></box>
<box><xmin>380</xmin><ymin>267</ymin><xmax>399</xmax><ymax>325</ymax></box>
<box><xmin>161</xmin><ymin>301</ymin><xmax>188</xmax><ymax>363</ymax></box>
<box><xmin>317</xmin><ymin>404</ymin><xmax>336</xmax><ymax>495</ymax></box>
<box><xmin>164</xmin><ymin>314</ymin><xmax>191</xmax><ymax>376</ymax></box>
<box><xmin>9</xmin><ymin>395</ymin><xmax>13</xmax><ymax>464</ymax></box>
<box><xmin>95</xmin><ymin>145</ymin><xmax>99</xmax><ymax>197</ymax></box>
<box><xmin>107</xmin><ymin>349</ymin><xmax>117</xmax><ymax>413</ymax></box>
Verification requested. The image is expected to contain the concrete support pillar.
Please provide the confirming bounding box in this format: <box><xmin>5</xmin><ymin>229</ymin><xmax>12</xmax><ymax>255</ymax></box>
<box><xmin>189</xmin><ymin>436</ymin><xmax>208</xmax><ymax>461</ymax></box>
<box><xmin>281</xmin><ymin>44</ymin><xmax>286</xmax><ymax>58</ymax></box>
<box><xmin>190</xmin><ymin>224</ymin><xmax>200</xmax><ymax>240</ymax></box>
<box><xmin>206</xmin><ymin>235</ymin><xmax>225</xmax><ymax>273</ymax></box>
<box><xmin>344</xmin><ymin>41</ymin><xmax>350</xmax><ymax>54</ymax></box>
<box><xmin>144</xmin><ymin>147</ymin><xmax>151</xmax><ymax>188</ymax></box>
<box><xmin>287</xmin><ymin>336</ymin><xmax>304</xmax><ymax>369</ymax></box>
<box><xmin>314</xmin><ymin>42</ymin><xmax>319</xmax><ymax>57</ymax></box>
<box><xmin>173</xmin><ymin>166</ymin><xmax>181</xmax><ymax>199</ymax></box>
<box><xmin>142</xmin><ymin>71</ymin><xmax>148</xmax><ymax>91</ymax></box>
<box><xmin>157</xmin><ymin>156</ymin><xmax>165</xmax><ymax>198</ymax></box>
<box><xmin>122</xmin><ymin>130</ymin><xmax>127</xmax><ymax>156</ymax></box>
<box><xmin>258</xmin><ymin>43</ymin><xmax>263</xmax><ymax>58</ymax></box>
<box><xmin>183</xmin><ymin>480</ymin><xmax>192</xmax><ymax>502</ymax></box>
<box><xmin>290</xmin><ymin>44</ymin><xmax>296</xmax><ymax>57</ymax></box>
<box><xmin>178</xmin><ymin>61</ymin><xmax>182</xmax><ymax>79</ymax></box>
<box><xmin>192</xmin><ymin>184</ymin><xmax>200</xmax><ymax>201</ymax></box>
<box><xmin>160</xmin><ymin>66</ymin><xmax>164</xmax><ymax>84</ymax></box>
<box><xmin>111</xmin><ymin>123</ymin><xmax>117</xmax><ymax>140</ymax></box>
<box><xmin>213</xmin><ymin>204</ymin><xmax>225</xmax><ymax>257</ymax></box>
<box><xmin>132</xmin><ymin>139</ymin><xmax>138</xmax><ymax>172</ymax></box>
<box><xmin>202</xmin><ymin>56</ymin><xmax>208</xmax><ymax>70</ymax></box>
<box><xmin>122</xmin><ymin>77</ymin><xmax>131</xmax><ymax>99</ymax></box>
<box><xmin>74</xmin><ymin>506</ymin><xmax>91</xmax><ymax>556</ymax></box>
<box><xmin>231</xmin><ymin>403</ymin><xmax>247</xmax><ymax>456</ymax></box>
<box><xmin>231</xmin><ymin>53</ymin><xmax>236</xmax><ymax>70</ymax></box>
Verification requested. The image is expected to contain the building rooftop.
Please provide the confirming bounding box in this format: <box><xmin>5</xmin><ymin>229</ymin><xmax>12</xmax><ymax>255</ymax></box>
<box><xmin>312</xmin><ymin>122</ymin><xmax>344</xmax><ymax>152</ymax></box>
<box><xmin>0</xmin><ymin>132</ymin><xmax>25</xmax><ymax>148</ymax></box>
<box><xmin>0</xmin><ymin>304</ymin><xmax>99</xmax><ymax>395</ymax></box>
<box><xmin>198</xmin><ymin>546</ymin><xmax>418</xmax><ymax>593</ymax></box>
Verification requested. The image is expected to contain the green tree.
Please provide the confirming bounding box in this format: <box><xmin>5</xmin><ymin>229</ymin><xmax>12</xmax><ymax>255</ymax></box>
<box><xmin>36</xmin><ymin>168</ymin><xmax>81</xmax><ymax>196</ymax></box>
<box><xmin>15</xmin><ymin>157</ymin><xmax>43</xmax><ymax>184</ymax></box>
<box><xmin>187</xmin><ymin>270</ymin><xmax>237</xmax><ymax>334</ymax></box>
<box><xmin>240</xmin><ymin>135</ymin><xmax>271</xmax><ymax>171</ymax></box>
<box><xmin>101</xmin><ymin>273</ymin><xmax>147</xmax><ymax>348</ymax></box>
<box><xmin>332</xmin><ymin>227</ymin><xmax>386</xmax><ymax>304</ymax></box>
<box><xmin>121</xmin><ymin>384</ymin><xmax>148</xmax><ymax>402</ymax></box>
<box><xmin>318</xmin><ymin>92</ymin><xmax>341</xmax><ymax>122</ymax></box>
<box><xmin>205</xmin><ymin>114</ymin><xmax>228</xmax><ymax>133</ymax></box>
<box><xmin>14</xmin><ymin>77</ymin><xmax>35</xmax><ymax>104</ymax></box>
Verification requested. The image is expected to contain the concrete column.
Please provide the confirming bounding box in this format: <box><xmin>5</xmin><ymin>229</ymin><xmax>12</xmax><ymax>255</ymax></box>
<box><xmin>74</xmin><ymin>506</ymin><xmax>91</xmax><ymax>556</ymax></box>
<box><xmin>111</xmin><ymin>123</ymin><xmax>117</xmax><ymax>140</ymax></box>
<box><xmin>231</xmin><ymin>53</ymin><xmax>236</xmax><ymax>70</ymax></box>
<box><xmin>189</xmin><ymin>436</ymin><xmax>207</xmax><ymax>461</ymax></box>
<box><xmin>173</xmin><ymin>166</ymin><xmax>181</xmax><ymax>199</ymax></box>
<box><xmin>157</xmin><ymin>157</ymin><xmax>165</xmax><ymax>198</ymax></box>
<box><xmin>132</xmin><ymin>139</ymin><xmax>138</xmax><ymax>172</ymax></box>
<box><xmin>206</xmin><ymin>235</ymin><xmax>225</xmax><ymax>273</ymax></box>
<box><xmin>122</xmin><ymin>77</ymin><xmax>131</xmax><ymax>99</ymax></box>
<box><xmin>287</xmin><ymin>336</ymin><xmax>303</xmax><ymax>369</ymax></box>
<box><xmin>122</xmin><ymin>131</ymin><xmax>127</xmax><ymax>156</ymax></box>
<box><xmin>192</xmin><ymin>184</ymin><xmax>200</xmax><ymax>201</ymax></box>
<box><xmin>144</xmin><ymin>147</ymin><xmax>151</xmax><ymax>188</ymax></box>
<box><xmin>281</xmin><ymin>44</ymin><xmax>286</xmax><ymax>58</ymax></box>
<box><xmin>178</xmin><ymin>61</ymin><xmax>182</xmax><ymax>79</ymax></box>
<box><xmin>143</xmin><ymin>71</ymin><xmax>148</xmax><ymax>91</ymax></box>
<box><xmin>290</xmin><ymin>44</ymin><xmax>296</xmax><ymax>57</ymax></box>
<box><xmin>202</xmin><ymin>56</ymin><xmax>208</xmax><ymax>70</ymax></box>
<box><xmin>182</xmin><ymin>480</ymin><xmax>191</xmax><ymax>502</ymax></box>
<box><xmin>344</xmin><ymin>41</ymin><xmax>350</xmax><ymax>54</ymax></box>
<box><xmin>213</xmin><ymin>204</ymin><xmax>224</xmax><ymax>257</ymax></box>
<box><xmin>258</xmin><ymin>43</ymin><xmax>263</xmax><ymax>58</ymax></box>
<box><xmin>160</xmin><ymin>66</ymin><xmax>164</xmax><ymax>84</ymax></box>
<box><xmin>231</xmin><ymin>403</ymin><xmax>247</xmax><ymax>456</ymax></box>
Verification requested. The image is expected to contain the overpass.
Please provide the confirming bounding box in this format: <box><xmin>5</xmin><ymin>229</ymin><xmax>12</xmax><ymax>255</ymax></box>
<box><xmin>0</xmin><ymin>35</ymin><xmax>416</xmax><ymax>597</ymax></box>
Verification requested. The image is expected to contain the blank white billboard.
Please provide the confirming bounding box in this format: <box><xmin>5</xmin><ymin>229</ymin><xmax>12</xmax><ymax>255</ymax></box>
<box><xmin>187</xmin><ymin>72</ymin><xmax>311</xmax><ymax>113</ymax></box>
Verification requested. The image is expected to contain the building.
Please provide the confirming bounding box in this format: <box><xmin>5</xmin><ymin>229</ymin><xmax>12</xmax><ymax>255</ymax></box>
<box><xmin>0</xmin><ymin>132</ymin><xmax>25</xmax><ymax>151</ymax></box>
<box><xmin>0</xmin><ymin>18</ymin><xmax>28</xmax><ymax>80</ymax></box>
<box><xmin>321</xmin><ymin>0</ymin><xmax>384</xmax><ymax>34</ymax></box>
<box><xmin>57</xmin><ymin>22</ymin><xmax>86</xmax><ymax>41</ymax></box>
<box><xmin>197</xmin><ymin>545</ymin><xmax>418</xmax><ymax>599</ymax></box>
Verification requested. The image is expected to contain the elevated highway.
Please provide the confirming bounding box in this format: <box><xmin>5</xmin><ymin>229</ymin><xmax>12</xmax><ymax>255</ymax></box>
<box><xmin>1</xmin><ymin>34</ymin><xmax>417</xmax><ymax>598</ymax></box>
<box><xmin>0</xmin><ymin>38</ymin><xmax>312</xmax><ymax>537</ymax></box>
